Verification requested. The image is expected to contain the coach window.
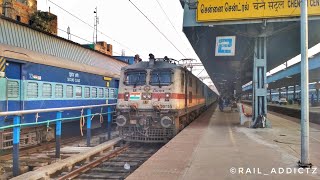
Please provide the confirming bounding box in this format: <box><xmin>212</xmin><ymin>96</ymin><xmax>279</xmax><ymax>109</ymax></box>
<box><xmin>181</xmin><ymin>73</ymin><xmax>185</xmax><ymax>92</ymax></box>
<box><xmin>27</xmin><ymin>82</ymin><xmax>38</xmax><ymax>98</ymax></box>
<box><xmin>55</xmin><ymin>84</ymin><xmax>63</xmax><ymax>98</ymax></box>
<box><xmin>189</xmin><ymin>92</ymin><xmax>192</xmax><ymax>104</ymax></box>
<box><xmin>202</xmin><ymin>85</ymin><xmax>205</xmax><ymax>96</ymax></box>
<box><xmin>84</xmin><ymin>87</ymin><xmax>90</xmax><ymax>98</ymax></box>
<box><xmin>109</xmin><ymin>88</ymin><xmax>114</xmax><ymax>99</ymax></box>
<box><xmin>75</xmin><ymin>86</ymin><xmax>82</xmax><ymax>98</ymax></box>
<box><xmin>98</xmin><ymin>88</ymin><xmax>104</xmax><ymax>98</ymax></box>
<box><xmin>150</xmin><ymin>70</ymin><xmax>172</xmax><ymax>86</ymax></box>
<box><xmin>92</xmin><ymin>87</ymin><xmax>97</xmax><ymax>98</ymax></box>
<box><xmin>8</xmin><ymin>81</ymin><xmax>19</xmax><ymax>98</ymax></box>
<box><xmin>66</xmin><ymin>85</ymin><xmax>74</xmax><ymax>98</ymax></box>
<box><xmin>42</xmin><ymin>83</ymin><xmax>52</xmax><ymax>98</ymax></box>
<box><xmin>196</xmin><ymin>80</ymin><xmax>198</xmax><ymax>94</ymax></box>
<box><xmin>125</xmin><ymin>71</ymin><xmax>146</xmax><ymax>86</ymax></box>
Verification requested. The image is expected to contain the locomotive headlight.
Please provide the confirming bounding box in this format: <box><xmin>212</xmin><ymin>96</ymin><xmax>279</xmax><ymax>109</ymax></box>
<box><xmin>124</xmin><ymin>92</ymin><xmax>129</xmax><ymax>101</ymax></box>
<box><xmin>165</xmin><ymin>93</ymin><xmax>171</xmax><ymax>101</ymax></box>
<box><xmin>160</xmin><ymin>116</ymin><xmax>173</xmax><ymax>128</ymax></box>
<box><xmin>116</xmin><ymin>115</ymin><xmax>127</xmax><ymax>126</ymax></box>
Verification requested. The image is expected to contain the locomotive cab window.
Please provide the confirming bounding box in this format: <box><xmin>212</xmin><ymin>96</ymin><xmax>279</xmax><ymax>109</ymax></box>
<box><xmin>150</xmin><ymin>69</ymin><xmax>172</xmax><ymax>86</ymax></box>
<box><xmin>124</xmin><ymin>71</ymin><xmax>146</xmax><ymax>86</ymax></box>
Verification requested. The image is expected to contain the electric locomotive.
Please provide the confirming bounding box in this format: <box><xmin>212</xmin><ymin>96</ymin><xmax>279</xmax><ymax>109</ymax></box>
<box><xmin>116</xmin><ymin>55</ymin><xmax>217</xmax><ymax>143</ymax></box>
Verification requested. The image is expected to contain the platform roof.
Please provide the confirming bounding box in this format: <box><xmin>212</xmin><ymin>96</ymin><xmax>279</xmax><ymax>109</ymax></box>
<box><xmin>181</xmin><ymin>2</ymin><xmax>320</xmax><ymax>95</ymax></box>
<box><xmin>242</xmin><ymin>52</ymin><xmax>320</xmax><ymax>91</ymax></box>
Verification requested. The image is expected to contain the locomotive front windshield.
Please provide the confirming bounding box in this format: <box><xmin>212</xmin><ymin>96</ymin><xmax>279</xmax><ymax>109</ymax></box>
<box><xmin>150</xmin><ymin>70</ymin><xmax>172</xmax><ymax>86</ymax></box>
<box><xmin>125</xmin><ymin>71</ymin><xmax>146</xmax><ymax>86</ymax></box>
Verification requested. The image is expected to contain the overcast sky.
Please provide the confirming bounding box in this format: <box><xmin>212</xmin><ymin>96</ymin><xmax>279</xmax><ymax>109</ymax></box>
<box><xmin>38</xmin><ymin>0</ymin><xmax>215</xmax><ymax>87</ymax></box>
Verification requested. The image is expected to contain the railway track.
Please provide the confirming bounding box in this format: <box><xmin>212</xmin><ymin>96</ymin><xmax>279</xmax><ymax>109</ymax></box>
<box><xmin>0</xmin><ymin>129</ymin><xmax>119</xmax><ymax>179</ymax></box>
<box><xmin>56</xmin><ymin>143</ymin><xmax>164</xmax><ymax>180</ymax></box>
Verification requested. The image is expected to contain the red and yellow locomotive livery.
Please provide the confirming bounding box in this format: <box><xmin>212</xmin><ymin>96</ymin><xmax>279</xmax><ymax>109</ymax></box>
<box><xmin>116</xmin><ymin>56</ymin><xmax>217</xmax><ymax>142</ymax></box>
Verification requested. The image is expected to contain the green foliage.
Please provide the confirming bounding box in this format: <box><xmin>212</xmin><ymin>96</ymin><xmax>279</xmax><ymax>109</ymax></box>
<box><xmin>30</xmin><ymin>10</ymin><xmax>56</xmax><ymax>33</ymax></box>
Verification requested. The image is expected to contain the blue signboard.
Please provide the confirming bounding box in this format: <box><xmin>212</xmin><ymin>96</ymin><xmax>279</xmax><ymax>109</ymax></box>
<box><xmin>215</xmin><ymin>36</ymin><xmax>236</xmax><ymax>56</ymax></box>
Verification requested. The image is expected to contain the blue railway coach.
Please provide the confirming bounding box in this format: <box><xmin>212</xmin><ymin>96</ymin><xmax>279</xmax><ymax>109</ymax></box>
<box><xmin>0</xmin><ymin>44</ymin><xmax>127</xmax><ymax>150</ymax></box>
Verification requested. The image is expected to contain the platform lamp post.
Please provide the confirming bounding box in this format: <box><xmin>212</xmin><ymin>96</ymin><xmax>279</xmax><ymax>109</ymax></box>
<box><xmin>299</xmin><ymin>0</ymin><xmax>312</xmax><ymax>168</ymax></box>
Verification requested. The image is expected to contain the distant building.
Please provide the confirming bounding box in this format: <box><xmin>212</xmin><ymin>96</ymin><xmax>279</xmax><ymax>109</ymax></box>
<box><xmin>113</xmin><ymin>56</ymin><xmax>135</xmax><ymax>65</ymax></box>
<box><xmin>0</xmin><ymin>0</ymin><xmax>57</xmax><ymax>34</ymax></box>
<box><xmin>113</xmin><ymin>55</ymin><xmax>141</xmax><ymax>65</ymax></box>
<box><xmin>83</xmin><ymin>41</ymin><xmax>113</xmax><ymax>56</ymax></box>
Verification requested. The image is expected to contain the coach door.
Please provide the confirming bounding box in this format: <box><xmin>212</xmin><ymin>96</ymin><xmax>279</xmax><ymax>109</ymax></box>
<box><xmin>5</xmin><ymin>60</ymin><xmax>23</xmax><ymax>111</ymax></box>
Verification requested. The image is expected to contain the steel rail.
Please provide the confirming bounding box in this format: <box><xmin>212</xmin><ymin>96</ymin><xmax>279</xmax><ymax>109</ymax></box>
<box><xmin>57</xmin><ymin>145</ymin><xmax>129</xmax><ymax>180</ymax></box>
<box><xmin>0</xmin><ymin>103</ymin><xmax>117</xmax><ymax>116</ymax></box>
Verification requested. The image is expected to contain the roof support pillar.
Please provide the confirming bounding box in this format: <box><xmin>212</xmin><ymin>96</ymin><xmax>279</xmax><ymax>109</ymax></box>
<box><xmin>299</xmin><ymin>0</ymin><xmax>311</xmax><ymax>168</ymax></box>
<box><xmin>251</xmin><ymin>36</ymin><xmax>267</xmax><ymax>127</ymax></box>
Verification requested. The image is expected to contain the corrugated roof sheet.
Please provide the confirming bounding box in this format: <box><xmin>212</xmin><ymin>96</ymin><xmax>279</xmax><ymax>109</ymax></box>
<box><xmin>0</xmin><ymin>16</ymin><xmax>128</xmax><ymax>76</ymax></box>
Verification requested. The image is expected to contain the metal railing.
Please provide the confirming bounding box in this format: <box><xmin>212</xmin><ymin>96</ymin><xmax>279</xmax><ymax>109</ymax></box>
<box><xmin>0</xmin><ymin>103</ymin><xmax>117</xmax><ymax>177</ymax></box>
<box><xmin>0</xmin><ymin>103</ymin><xmax>117</xmax><ymax>116</ymax></box>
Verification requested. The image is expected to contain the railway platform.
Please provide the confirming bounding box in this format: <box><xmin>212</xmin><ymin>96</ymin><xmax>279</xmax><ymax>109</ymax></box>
<box><xmin>242</xmin><ymin>100</ymin><xmax>320</xmax><ymax>124</ymax></box>
<box><xmin>267</xmin><ymin>103</ymin><xmax>320</xmax><ymax>114</ymax></box>
<box><xmin>127</xmin><ymin>105</ymin><xmax>320</xmax><ymax>180</ymax></box>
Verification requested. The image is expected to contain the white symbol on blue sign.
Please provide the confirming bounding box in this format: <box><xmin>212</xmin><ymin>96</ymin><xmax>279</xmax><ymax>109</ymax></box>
<box><xmin>215</xmin><ymin>36</ymin><xmax>236</xmax><ymax>56</ymax></box>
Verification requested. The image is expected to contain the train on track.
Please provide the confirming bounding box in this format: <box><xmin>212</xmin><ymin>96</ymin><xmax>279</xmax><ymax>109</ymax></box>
<box><xmin>0</xmin><ymin>44</ymin><xmax>128</xmax><ymax>150</ymax></box>
<box><xmin>115</xmin><ymin>55</ymin><xmax>218</xmax><ymax>143</ymax></box>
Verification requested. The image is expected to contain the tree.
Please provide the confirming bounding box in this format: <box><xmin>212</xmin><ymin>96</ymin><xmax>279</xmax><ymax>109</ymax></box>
<box><xmin>30</xmin><ymin>10</ymin><xmax>56</xmax><ymax>34</ymax></box>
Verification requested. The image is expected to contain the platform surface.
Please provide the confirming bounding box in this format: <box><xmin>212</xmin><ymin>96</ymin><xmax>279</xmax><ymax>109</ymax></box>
<box><xmin>126</xmin><ymin>106</ymin><xmax>320</xmax><ymax>180</ymax></box>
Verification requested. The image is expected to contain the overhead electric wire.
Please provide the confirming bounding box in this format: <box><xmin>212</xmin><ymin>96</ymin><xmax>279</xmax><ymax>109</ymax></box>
<box><xmin>57</xmin><ymin>28</ymin><xmax>122</xmax><ymax>55</ymax></box>
<box><xmin>197</xmin><ymin>68</ymin><xmax>205</xmax><ymax>76</ymax></box>
<box><xmin>129</xmin><ymin>0</ymin><xmax>187</xmax><ymax>58</ymax></box>
<box><xmin>155</xmin><ymin>0</ymin><xmax>193</xmax><ymax>58</ymax></box>
<box><xmin>48</xmin><ymin>0</ymin><xmax>141</xmax><ymax>57</ymax></box>
<box><xmin>58</xmin><ymin>28</ymin><xmax>91</xmax><ymax>43</ymax></box>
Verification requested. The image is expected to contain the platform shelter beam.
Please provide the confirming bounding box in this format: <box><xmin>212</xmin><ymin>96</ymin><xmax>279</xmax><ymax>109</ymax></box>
<box><xmin>87</xmin><ymin>109</ymin><xmax>92</xmax><ymax>147</ymax></box>
<box><xmin>299</xmin><ymin>0</ymin><xmax>311</xmax><ymax>167</ymax></box>
<box><xmin>252</xmin><ymin>36</ymin><xmax>267</xmax><ymax>123</ymax></box>
<box><xmin>13</xmin><ymin>116</ymin><xmax>20</xmax><ymax>176</ymax></box>
<box><xmin>55</xmin><ymin>112</ymin><xmax>62</xmax><ymax>158</ymax></box>
<box><xmin>107</xmin><ymin>106</ymin><xmax>112</xmax><ymax>140</ymax></box>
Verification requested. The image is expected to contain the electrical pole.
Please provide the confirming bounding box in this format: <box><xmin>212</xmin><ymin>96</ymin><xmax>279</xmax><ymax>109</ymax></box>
<box><xmin>67</xmin><ymin>26</ymin><xmax>71</xmax><ymax>40</ymax></box>
<box><xmin>93</xmin><ymin>7</ymin><xmax>99</xmax><ymax>44</ymax></box>
<box><xmin>299</xmin><ymin>0</ymin><xmax>312</xmax><ymax>168</ymax></box>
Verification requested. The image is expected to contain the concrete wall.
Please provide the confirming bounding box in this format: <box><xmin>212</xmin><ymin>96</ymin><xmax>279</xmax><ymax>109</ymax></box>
<box><xmin>0</xmin><ymin>0</ymin><xmax>57</xmax><ymax>35</ymax></box>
